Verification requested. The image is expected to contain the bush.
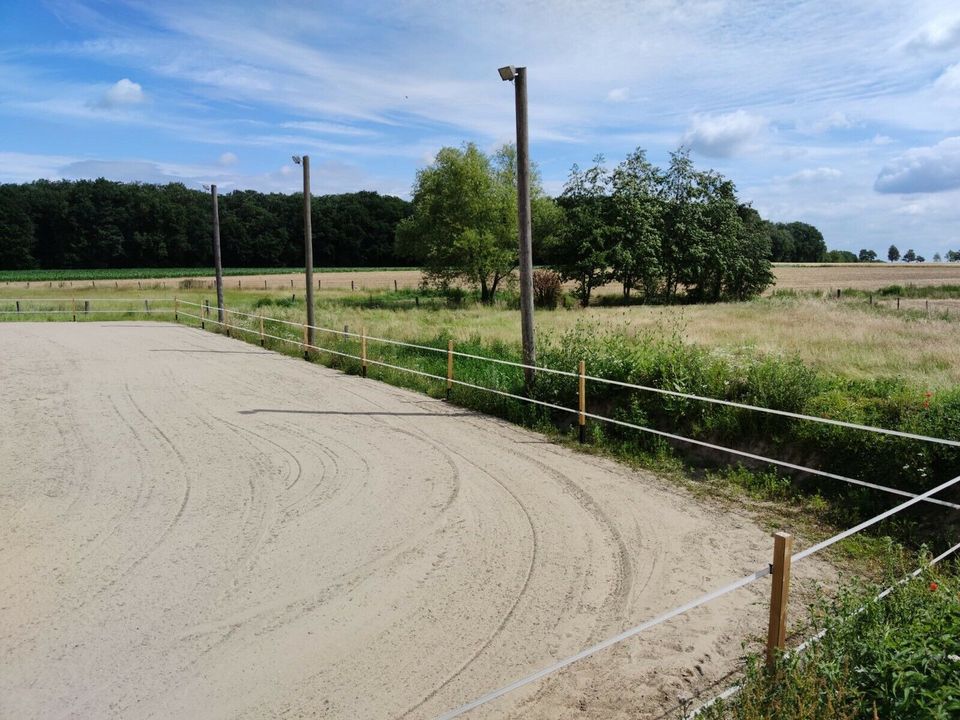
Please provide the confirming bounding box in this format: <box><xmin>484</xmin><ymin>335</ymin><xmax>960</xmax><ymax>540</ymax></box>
<box><xmin>701</xmin><ymin>553</ymin><xmax>960</xmax><ymax>720</ymax></box>
<box><xmin>532</xmin><ymin>269</ymin><xmax>563</xmax><ymax>308</ymax></box>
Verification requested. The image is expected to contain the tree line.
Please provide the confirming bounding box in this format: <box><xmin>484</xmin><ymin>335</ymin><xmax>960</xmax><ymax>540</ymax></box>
<box><xmin>0</xmin><ymin>179</ymin><xmax>413</xmax><ymax>270</ymax></box>
<box><xmin>400</xmin><ymin>144</ymin><xmax>785</xmax><ymax>305</ymax></box>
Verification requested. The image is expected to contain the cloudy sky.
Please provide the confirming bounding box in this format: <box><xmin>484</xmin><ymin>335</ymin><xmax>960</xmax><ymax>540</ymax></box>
<box><xmin>2</xmin><ymin>1</ymin><xmax>960</xmax><ymax>256</ymax></box>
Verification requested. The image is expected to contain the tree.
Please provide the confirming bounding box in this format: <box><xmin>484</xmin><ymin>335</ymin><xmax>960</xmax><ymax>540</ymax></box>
<box><xmin>823</xmin><ymin>249</ymin><xmax>858</xmax><ymax>263</ymax></box>
<box><xmin>903</xmin><ymin>248</ymin><xmax>917</xmax><ymax>262</ymax></box>
<box><xmin>610</xmin><ymin>148</ymin><xmax>663</xmax><ymax>300</ymax></box>
<box><xmin>550</xmin><ymin>157</ymin><xmax>615</xmax><ymax>307</ymax></box>
<box><xmin>947</xmin><ymin>250</ymin><xmax>960</xmax><ymax>262</ymax></box>
<box><xmin>395</xmin><ymin>143</ymin><xmax>522</xmax><ymax>303</ymax></box>
<box><xmin>858</xmin><ymin>248</ymin><xmax>877</xmax><ymax>262</ymax></box>
<box><xmin>933</xmin><ymin>252</ymin><xmax>942</xmax><ymax>262</ymax></box>
<box><xmin>916</xmin><ymin>255</ymin><xmax>926</xmax><ymax>263</ymax></box>
<box><xmin>888</xmin><ymin>244</ymin><xmax>900</xmax><ymax>262</ymax></box>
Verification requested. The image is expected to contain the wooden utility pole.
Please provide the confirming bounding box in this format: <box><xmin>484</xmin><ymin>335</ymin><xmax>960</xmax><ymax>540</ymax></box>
<box><xmin>513</xmin><ymin>66</ymin><xmax>536</xmax><ymax>388</ymax></box>
<box><xmin>210</xmin><ymin>184</ymin><xmax>225</xmax><ymax>325</ymax></box>
<box><xmin>296</xmin><ymin>155</ymin><xmax>316</xmax><ymax>350</ymax></box>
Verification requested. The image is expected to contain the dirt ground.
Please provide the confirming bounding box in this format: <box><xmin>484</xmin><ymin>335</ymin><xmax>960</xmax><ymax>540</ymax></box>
<box><xmin>1</xmin><ymin>323</ymin><xmax>832</xmax><ymax>719</ymax></box>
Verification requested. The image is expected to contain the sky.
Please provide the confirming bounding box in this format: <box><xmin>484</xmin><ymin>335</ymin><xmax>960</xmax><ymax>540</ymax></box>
<box><xmin>1</xmin><ymin>0</ymin><xmax>960</xmax><ymax>258</ymax></box>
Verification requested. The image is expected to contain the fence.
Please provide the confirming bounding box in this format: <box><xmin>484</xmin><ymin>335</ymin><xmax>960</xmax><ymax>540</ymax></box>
<box><xmin>4</xmin><ymin>296</ymin><xmax>959</xmax><ymax>717</ymax></box>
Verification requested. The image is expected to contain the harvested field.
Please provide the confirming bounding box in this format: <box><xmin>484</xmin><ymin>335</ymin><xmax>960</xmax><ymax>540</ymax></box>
<box><xmin>0</xmin><ymin>323</ymin><xmax>831</xmax><ymax>719</ymax></box>
<box><xmin>770</xmin><ymin>263</ymin><xmax>960</xmax><ymax>291</ymax></box>
<box><xmin>0</xmin><ymin>269</ymin><xmax>423</xmax><ymax>292</ymax></box>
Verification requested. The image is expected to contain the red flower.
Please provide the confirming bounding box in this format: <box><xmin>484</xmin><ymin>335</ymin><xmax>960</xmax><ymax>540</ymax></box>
<box><xmin>930</xmin><ymin>581</ymin><xmax>939</xmax><ymax>592</ymax></box>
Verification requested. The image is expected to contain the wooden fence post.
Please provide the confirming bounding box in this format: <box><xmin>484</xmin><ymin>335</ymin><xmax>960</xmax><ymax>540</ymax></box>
<box><xmin>72</xmin><ymin>298</ymin><xmax>77</xmax><ymax>322</ymax></box>
<box><xmin>394</xmin><ymin>279</ymin><xmax>398</xmax><ymax>291</ymax></box>
<box><xmin>224</xmin><ymin>307</ymin><xmax>230</xmax><ymax>337</ymax></box>
<box><xmin>897</xmin><ymin>297</ymin><xmax>901</xmax><ymax>310</ymax></box>
<box><xmin>302</xmin><ymin>322</ymin><xmax>309</xmax><ymax>360</ymax></box>
<box><xmin>578</xmin><ymin>359</ymin><xmax>586</xmax><ymax>443</ymax></box>
<box><xmin>361</xmin><ymin>327</ymin><xmax>367</xmax><ymax>377</ymax></box>
<box><xmin>259</xmin><ymin>312</ymin><xmax>265</xmax><ymax>346</ymax></box>
<box><xmin>446</xmin><ymin>339</ymin><xmax>454</xmax><ymax>400</ymax></box>
<box><xmin>351</xmin><ymin>280</ymin><xmax>355</xmax><ymax>291</ymax></box>
<box><xmin>15</xmin><ymin>300</ymin><xmax>20</xmax><ymax>314</ymax></box>
<box><xmin>84</xmin><ymin>300</ymin><xmax>90</xmax><ymax>315</ymax></box>
<box><xmin>766</xmin><ymin>531</ymin><xmax>794</xmax><ymax>668</ymax></box>
<box><xmin>174</xmin><ymin>297</ymin><xmax>179</xmax><ymax>322</ymax></box>
<box><xmin>144</xmin><ymin>299</ymin><xmax>149</xmax><ymax>314</ymax></box>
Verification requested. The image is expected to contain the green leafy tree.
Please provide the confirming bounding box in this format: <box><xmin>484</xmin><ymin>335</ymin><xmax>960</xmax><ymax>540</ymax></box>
<box><xmin>903</xmin><ymin>248</ymin><xmax>917</xmax><ymax>262</ymax></box>
<box><xmin>610</xmin><ymin>148</ymin><xmax>663</xmax><ymax>300</ymax></box>
<box><xmin>395</xmin><ymin>143</ymin><xmax>521</xmax><ymax>303</ymax></box>
<box><xmin>551</xmin><ymin>157</ymin><xmax>615</xmax><ymax>307</ymax></box>
<box><xmin>933</xmin><ymin>252</ymin><xmax>942</xmax><ymax>262</ymax></box>
<box><xmin>858</xmin><ymin>248</ymin><xmax>878</xmax><ymax>262</ymax></box>
<box><xmin>888</xmin><ymin>244</ymin><xmax>900</xmax><ymax>262</ymax></box>
<box><xmin>823</xmin><ymin>249</ymin><xmax>858</xmax><ymax>262</ymax></box>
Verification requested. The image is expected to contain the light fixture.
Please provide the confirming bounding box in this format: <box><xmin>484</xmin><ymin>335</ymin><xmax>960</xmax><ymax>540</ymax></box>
<box><xmin>498</xmin><ymin>65</ymin><xmax>517</xmax><ymax>82</ymax></box>
<box><xmin>292</xmin><ymin>155</ymin><xmax>302</xmax><ymax>165</ymax></box>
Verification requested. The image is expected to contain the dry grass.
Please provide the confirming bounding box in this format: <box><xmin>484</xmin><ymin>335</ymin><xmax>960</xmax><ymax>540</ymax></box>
<box><xmin>3</xmin><ymin>285</ymin><xmax>959</xmax><ymax>389</ymax></box>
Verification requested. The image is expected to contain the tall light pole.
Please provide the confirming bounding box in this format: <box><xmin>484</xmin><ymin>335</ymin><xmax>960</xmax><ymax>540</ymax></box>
<box><xmin>292</xmin><ymin>155</ymin><xmax>315</xmax><ymax>355</ymax></box>
<box><xmin>204</xmin><ymin>183</ymin><xmax>225</xmax><ymax>325</ymax></box>
<box><xmin>499</xmin><ymin>65</ymin><xmax>536</xmax><ymax>388</ymax></box>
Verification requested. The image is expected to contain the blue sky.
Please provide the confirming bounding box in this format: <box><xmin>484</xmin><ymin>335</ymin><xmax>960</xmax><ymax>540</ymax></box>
<box><xmin>2</xmin><ymin>1</ymin><xmax>960</xmax><ymax>257</ymax></box>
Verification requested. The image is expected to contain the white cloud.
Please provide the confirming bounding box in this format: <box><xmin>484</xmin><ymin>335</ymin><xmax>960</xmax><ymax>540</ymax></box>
<box><xmin>933</xmin><ymin>63</ymin><xmax>960</xmax><ymax>93</ymax></box>
<box><xmin>606</xmin><ymin>87</ymin><xmax>629</xmax><ymax>103</ymax></box>
<box><xmin>797</xmin><ymin>111</ymin><xmax>856</xmax><ymax>134</ymax></box>
<box><xmin>874</xmin><ymin>136</ymin><xmax>960</xmax><ymax>193</ymax></box>
<box><xmin>905</xmin><ymin>15</ymin><xmax>960</xmax><ymax>52</ymax></box>
<box><xmin>682</xmin><ymin>110</ymin><xmax>768</xmax><ymax>157</ymax></box>
<box><xmin>872</xmin><ymin>133</ymin><xmax>894</xmax><ymax>145</ymax></box>
<box><xmin>97</xmin><ymin>78</ymin><xmax>144</xmax><ymax>108</ymax></box>
<box><xmin>786</xmin><ymin>167</ymin><xmax>842</xmax><ymax>183</ymax></box>
<box><xmin>218</xmin><ymin>151</ymin><xmax>238</xmax><ymax>166</ymax></box>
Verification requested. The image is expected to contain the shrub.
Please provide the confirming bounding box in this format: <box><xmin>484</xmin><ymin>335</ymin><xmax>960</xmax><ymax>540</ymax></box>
<box><xmin>532</xmin><ymin>269</ymin><xmax>563</xmax><ymax>308</ymax></box>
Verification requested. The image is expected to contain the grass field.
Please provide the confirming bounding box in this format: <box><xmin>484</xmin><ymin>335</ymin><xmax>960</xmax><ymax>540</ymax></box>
<box><xmin>3</xmin><ymin>284</ymin><xmax>959</xmax><ymax>388</ymax></box>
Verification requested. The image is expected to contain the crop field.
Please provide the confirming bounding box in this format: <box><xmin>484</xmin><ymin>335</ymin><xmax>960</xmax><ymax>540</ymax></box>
<box><xmin>5</xmin><ymin>262</ymin><xmax>960</xmax><ymax>294</ymax></box>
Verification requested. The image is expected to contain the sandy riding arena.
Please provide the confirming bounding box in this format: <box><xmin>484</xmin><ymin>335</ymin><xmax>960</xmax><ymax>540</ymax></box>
<box><xmin>1</xmin><ymin>323</ymin><xmax>826</xmax><ymax>719</ymax></box>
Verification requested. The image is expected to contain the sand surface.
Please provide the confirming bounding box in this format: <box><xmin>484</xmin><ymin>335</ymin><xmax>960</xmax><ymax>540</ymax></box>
<box><xmin>1</xmin><ymin>323</ymin><xmax>829</xmax><ymax>719</ymax></box>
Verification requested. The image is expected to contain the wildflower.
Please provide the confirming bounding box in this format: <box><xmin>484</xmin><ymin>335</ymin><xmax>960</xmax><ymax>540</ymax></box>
<box><xmin>929</xmin><ymin>581</ymin><xmax>939</xmax><ymax>592</ymax></box>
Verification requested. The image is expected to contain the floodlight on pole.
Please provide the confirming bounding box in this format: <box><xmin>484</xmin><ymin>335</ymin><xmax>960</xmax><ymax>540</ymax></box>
<box><xmin>292</xmin><ymin>155</ymin><xmax>302</xmax><ymax>165</ymax></box>
<box><xmin>499</xmin><ymin>64</ymin><xmax>536</xmax><ymax>388</ymax></box>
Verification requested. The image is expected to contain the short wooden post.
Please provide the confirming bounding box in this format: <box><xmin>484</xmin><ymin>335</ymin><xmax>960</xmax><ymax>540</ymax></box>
<box><xmin>318</xmin><ymin>278</ymin><xmax>321</xmax><ymax>290</ymax></box>
<box><xmin>174</xmin><ymin>297</ymin><xmax>179</xmax><ymax>322</ymax></box>
<box><xmin>72</xmin><ymin>298</ymin><xmax>77</xmax><ymax>322</ymax></box>
<box><xmin>897</xmin><ymin>297</ymin><xmax>901</xmax><ymax>310</ymax></box>
<box><xmin>302</xmin><ymin>322</ymin><xmax>309</xmax><ymax>360</ymax></box>
<box><xmin>84</xmin><ymin>300</ymin><xmax>90</xmax><ymax>315</ymax></box>
<box><xmin>201</xmin><ymin>299</ymin><xmax>206</xmax><ymax>329</ymax></box>
<box><xmin>394</xmin><ymin>279</ymin><xmax>398</xmax><ymax>291</ymax></box>
<box><xmin>290</xmin><ymin>278</ymin><xmax>294</xmax><ymax>288</ymax></box>
<box><xmin>578</xmin><ymin>359</ymin><xmax>586</xmax><ymax>443</ymax></box>
<box><xmin>836</xmin><ymin>288</ymin><xmax>841</xmax><ymax>299</ymax></box>
<box><xmin>766</xmin><ymin>531</ymin><xmax>794</xmax><ymax>668</ymax></box>
<box><xmin>15</xmin><ymin>300</ymin><xmax>20</xmax><ymax>314</ymax></box>
<box><xmin>264</xmin><ymin>280</ymin><xmax>268</xmax><ymax>289</ymax></box>
<box><xmin>361</xmin><ymin>327</ymin><xmax>367</xmax><ymax>377</ymax></box>
<box><xmin>138</xmin><ymin>281</ymin><xmax>142</xmax><ymax>289</ymax></box>
<box><xmin>144</xmin><ymin>299</ymin><xmax>149</xmax><ymax>314</ymax></box>
<box><xmin>869</xmin><ymin>293</ymin><xmax>873</xmax><ymax>305</ymax></box>
<box><xmin>224</xmin><ymin>307</ymin><xmax>230</xmax><ymax>337</ymax></box>
<box><xmin>415</xmin><ymin>296</ymin><xmax>420</xmax><ymax>308</ymax></box>
<box><xmin>926</xmin><ymin>300</ymin><xmax>929</xmax><ymax>313</ymax></box>
<box><xmin>259</xmin><ymin>312</ymin><xmax>265</xmax><ymax>346</ymax></box>
<box><xmin>446</xmin><ymin>339</ymin><xmax>454</xmax><ymax>400</ymax></box>
<box><xmin>351</xmin><ymin>280</ymin><xmax>355</xmax><ymax>291</ymax></box>
<box><xmin>238</xmin><ymin>279</ymin><xmax>242</xmax><ymax>289</ymax></box>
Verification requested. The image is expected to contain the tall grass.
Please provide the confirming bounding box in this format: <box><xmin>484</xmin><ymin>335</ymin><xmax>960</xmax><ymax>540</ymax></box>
<box><xmin>698</xmin><ymin>551</ymin><xmax>960</xmax><ymax>720</ymax></box>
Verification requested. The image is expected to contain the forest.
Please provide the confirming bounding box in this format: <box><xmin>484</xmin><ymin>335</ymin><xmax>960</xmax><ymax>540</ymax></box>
<box><xmin>0</xmin><ymin>179</ymin><xmax>413</xmax><ymax>270</ymax></box>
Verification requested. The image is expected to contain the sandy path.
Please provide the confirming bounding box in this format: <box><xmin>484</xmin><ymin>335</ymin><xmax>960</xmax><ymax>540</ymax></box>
<box><xmin>1</xmin><ymin>323</ymin><xmax>829</xmax><ymax>719</ymax></box>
